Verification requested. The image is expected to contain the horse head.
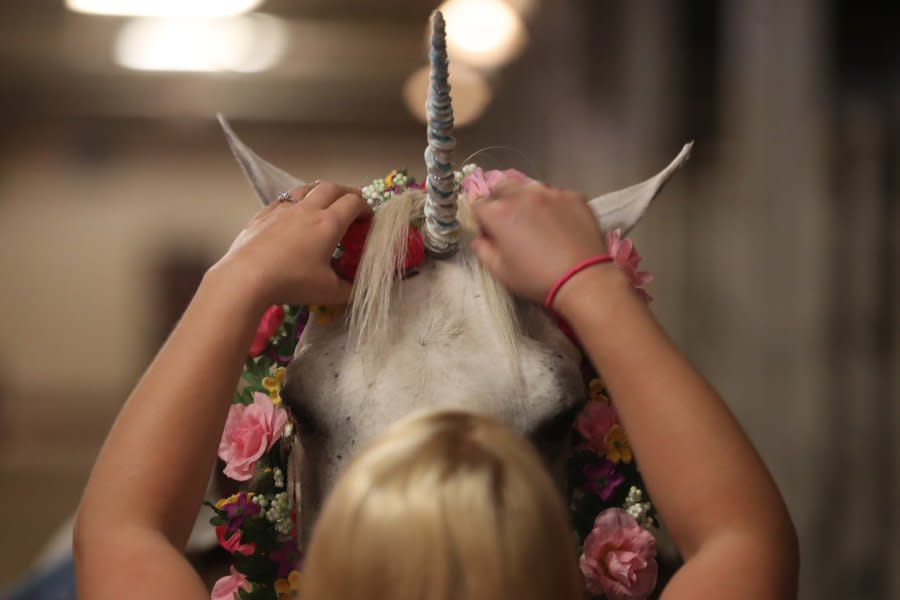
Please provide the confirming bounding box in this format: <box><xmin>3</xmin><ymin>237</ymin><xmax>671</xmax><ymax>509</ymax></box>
<box><xmin>219</xmin><ymin>11</ymin><xmax>692</xmax><ymax>534</ymax></box>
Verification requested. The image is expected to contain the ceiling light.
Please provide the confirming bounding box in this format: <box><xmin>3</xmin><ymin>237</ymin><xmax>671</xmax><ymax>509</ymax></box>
<box><xmin>66</xmin><ymin>0</ymin><xmax>263</xmax><ymax>18</ymax></box>
<box><xmin>403</xmin><ymin>63</ymin><xmax>492</xmax><ymax>128</ymax></box>
<box><xmin>438</xmin><ymin>0</ymin><xmax>527</xmax><ymax>69</ymax></box>
<box><xmin>114</xmin><ymin>14</ymin><xmax>286</xmax><ymax>73</ymax></box>
<box><xmin>503</xmin><ymin>0</ymin><xmax>539</xmax><ymax>18</ymax></box>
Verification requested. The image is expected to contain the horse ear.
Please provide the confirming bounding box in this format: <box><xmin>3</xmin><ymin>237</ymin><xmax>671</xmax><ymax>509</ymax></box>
<box><xmin>218</xmin><ymin>114</ymin><xmax>306</xmax><ymax>206</ymax></box>
<box><xmin>589</xmin><ymin>142</ymin><xmax>693</xmax><ymax>234</ymax></box>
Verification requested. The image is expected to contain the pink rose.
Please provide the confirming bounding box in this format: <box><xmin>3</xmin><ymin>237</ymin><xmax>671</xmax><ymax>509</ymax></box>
<box><xmin>580</xmin><ymin>508</ymin><xmax>658</xmax><ymax>600</ymax></box>
<box><xmin>249</xmin><ymin>305</ymin><xmax>285</xmax><ymax>357</ymax></box>
<box><xmin>606</xmin><ymin>229</ymin><xmax>653</xmax><ymax>303</ymax></box>
<box><xmin>461</xmin><ymin>167</ymin><xmax>535</xmax><ymax>200</ymax></box>
<box><xmin>210</xmin><ymin>566</ymin><xmax>250</xmax><ymax>600</ymax></box>
<box><xmin>215</xmin><ymin>525</ymin><xmax>256</xmax><ymax>556</ymax></box>
<box><xmin>575</xmin><ymin>402</ymin><xmax>619</xmax><ymax>454</ymax></box>
<box><xmin>218</xmin><ymin>393</ymin><xmax>288</xmax><ymax>481</ymax></box>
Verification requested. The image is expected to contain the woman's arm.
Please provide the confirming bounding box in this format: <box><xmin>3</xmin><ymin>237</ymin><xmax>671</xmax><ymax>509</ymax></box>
<box><xmin>471</xmin><ymin>186</ymin><xmax>799</xmax><ymax>600</ymax></box>
<box><xmin>558</xmin><ymin>269</ymin><xmax>798</xmax><ymax>599</ymax></box>
<box><xmin>74</xmin><ymin>183</ymin><xmax>369</xmax><ymax>600</ymax></box>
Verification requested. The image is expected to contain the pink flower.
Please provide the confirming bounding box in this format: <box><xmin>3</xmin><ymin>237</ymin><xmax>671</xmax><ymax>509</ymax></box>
<box><xmin>580</xmin><ymin>508</ymin><xmax>658</xmax><ymax>600</ymax></box>
<box><xmin>575</xmin><ymin>402</ymin><xmax>619</xmax><ymax>454</ymax></box>
<box><xmin>249</xmin><ymin>305</ymin><xmax>285</xmax><ymax>357</ymax></box>
<box><xmin>210</xmin><ymin>566</ymin><xmax>250</xmax><ymax>600</ymax></box>
<box><xmin>219</xmin><ymin>393</ymin><xmax>288</xmax><ymax>481</ymax></box>
<box><xmin>215</xmin><ymin>525</ymin><xmax>256</xmax><ymax>556</ymax></box>
<box><xmin>606</xmin><ymin>229</ymin><xmax>653</xmax><ymax>303</ymax></box>
<box><xmin>461</xmin><ymin>168</ymin><xmax>535</xmax><ymax>200</ymax></box>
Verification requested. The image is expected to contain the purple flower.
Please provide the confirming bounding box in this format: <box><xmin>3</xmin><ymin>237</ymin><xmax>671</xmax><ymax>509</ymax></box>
<box><xmin>269</xmin><ymin>540</ymin><xmax>302</xmax><ymax>578</ymax></box>
<box><xmin>583</xmin><ymin>460</ymin><xmax>625</xmax><ymax>501</ymax></box>
<box><xmin>222</xmin><ymin>492</ymin><xmax>260</xmax><ymax>534</ymax></box>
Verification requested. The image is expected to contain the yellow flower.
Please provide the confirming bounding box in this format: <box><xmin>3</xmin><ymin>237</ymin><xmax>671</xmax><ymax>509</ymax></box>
<box><xmin>214</xmin><ymin>492</ymin><xmax>254</xmax><ymax>509</ymax></box>
<box><xmin>275</xmin><ymin>570</ymin><xmax>302</xmax><ymax>598</ymax></box>
<box><xmin>214</xmin><ymin>493</ymin><xmax>239</xmax><ymax>509</ymax></box>
<box><xmin>384</xmin><ymin>169</ymin><xmax>398</xmax><ymax>188</ymax></box>
<box><xmin>588</xmin><ymin>378</ymin><xmax>609</xmax><ymax>404</ymax></box>
<box><xmin>603</xmin><ymin>425</ymin><xmax>633</xmax><ymax>464</ymax></box>
<box><xmin>309</xmin><ymin>304</ymin><xmax>345</xmax><ymax>326</ymax></box>
<box><xmin>262</xmin><ymin>367</ymin><xmax>287</xmax><ymax>405</ymax></box>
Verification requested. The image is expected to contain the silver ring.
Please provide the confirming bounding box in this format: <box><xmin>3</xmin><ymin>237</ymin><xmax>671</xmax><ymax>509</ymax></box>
<box><xmin>276</xmin><ymin>191</ymin><xmax>296</xmax><ymax>203</ymax></box>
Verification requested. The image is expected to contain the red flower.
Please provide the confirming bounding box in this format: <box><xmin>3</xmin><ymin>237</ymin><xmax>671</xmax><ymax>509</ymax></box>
<box><xmin>404</xmin><ymin>225</ymin><xmax>425</xmax><ymax>272</ymax></box>
<box><xmin>249</xmin><ymin>305</ymin><xmax>285</xmax><ymax>357</ymax></box>
<box><xmin>334</xmin><ymin>219</ymin><xmax>425</xmax><ymax>281</ymax></box>
<box><xmin>335</xmin><ymin>220</ymin><xmax>371</xmax><ymax>280</ymax></box>
<box><xmin>215</xmin><ymin>525</ymin><xmax>256</xmax><ymax>556</ymax></box>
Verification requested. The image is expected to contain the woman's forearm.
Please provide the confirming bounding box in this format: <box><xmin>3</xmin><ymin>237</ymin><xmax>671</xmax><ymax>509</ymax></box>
<box><xmin>74</xmin><ymin>184</ymin><xmax>367</xmax><ymax>599</ymax></box>
<box><xmin>557</xmin><ymin>266</ymin><xmax>798</xmax><ymax>591</ymax></box>
<box><xmin>75</xmin><ymin>266</ymin><xmax>264</xmax><ymax>550</ymax></box>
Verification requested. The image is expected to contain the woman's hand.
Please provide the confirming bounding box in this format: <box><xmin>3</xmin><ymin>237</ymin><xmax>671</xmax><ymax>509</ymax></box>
<box><xmin>470</xmin><ymin>184</ymin><xmax>613</xmax><ymax>305</ymax></box>
<box><xmin>212</xmin><ymin>182</ymin><xmax>372</xmax><ymax>308</ymax></box>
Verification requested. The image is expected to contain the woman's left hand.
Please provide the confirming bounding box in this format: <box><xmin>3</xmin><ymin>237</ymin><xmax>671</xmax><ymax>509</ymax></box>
<box><xmin>212</xmin><ymin>181</ymin><xmax>372</xmax><ymax>308</ymax></box>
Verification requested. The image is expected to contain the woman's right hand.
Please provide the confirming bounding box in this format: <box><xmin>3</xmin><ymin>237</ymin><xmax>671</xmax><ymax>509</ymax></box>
<box><xmin>470</xmin><ymin>184</ymin><xmax>620</xmax><ymax>307</ymax></box>
<box><xmin>211</xmin><ymin>181</ymin><xmax>372</xmax><ymax>309</ymax></box>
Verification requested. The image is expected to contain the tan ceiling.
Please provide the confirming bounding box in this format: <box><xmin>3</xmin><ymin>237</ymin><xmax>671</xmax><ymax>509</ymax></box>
<box><xmin>0</xmin><ymin>0</ymin><xmax>446</xmax><ymax>123</ymax></box>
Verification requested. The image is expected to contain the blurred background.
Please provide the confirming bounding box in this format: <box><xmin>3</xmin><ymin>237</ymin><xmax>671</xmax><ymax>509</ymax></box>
<box><xmin>0</xmin><ymin>0</ymin><xmax>897</xmax><ymax>598</ymax></box>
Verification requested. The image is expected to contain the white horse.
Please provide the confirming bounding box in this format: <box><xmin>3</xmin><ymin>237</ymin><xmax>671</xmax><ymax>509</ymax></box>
<box><xmin>219</xmin><ymin>12</ymin><xmax>692</xmax><ymax>535</ymax></box>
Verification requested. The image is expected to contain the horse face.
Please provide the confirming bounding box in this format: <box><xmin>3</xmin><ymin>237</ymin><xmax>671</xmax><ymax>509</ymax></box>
<box><xmin>283</xmin><ymin>255</ymin><xmax>586</xmax><ymax>532</ymax></box>
<box><xmin>217</xmin><ymin>115</ymin><xmax>692</xmax><ymax>534</ymax></box>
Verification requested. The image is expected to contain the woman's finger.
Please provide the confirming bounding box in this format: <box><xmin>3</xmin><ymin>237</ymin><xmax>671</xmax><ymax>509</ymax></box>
<box><xmin>470</xmin><ymin>236</ymin><xmax>503</xmax><ymax>276</ymax></box>
<box><xmin>329</xmin><ymin>193</ymin><xmax>372</xmax><ymax>228</ymax></box>
<box><xmin>472</xmin><ymin>193</ymin><xmax>515</xmax><ymax>239</ymax></box>
<box><xmin>285</xmin><ymin>183</ymin><xmax>318</xmax><ymax>203</ymax></box>
<box><xmin>301</xmin><ymin>181</ymin><xmax>360</xmax><ymax>210</ymax></box>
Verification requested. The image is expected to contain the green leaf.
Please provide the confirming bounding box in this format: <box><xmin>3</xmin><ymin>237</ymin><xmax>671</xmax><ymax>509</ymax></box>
<box><xmin>238</xmin><ymin>585</ymin><xmax>278</xmax><ymax>600</ymax></box>
<box><xmin>250</xmin><ymin>465</ymin><xmax>275</xmax><ymax>492</ymax></box>
<box><xmin>233</xmin><ymin>553</ymin><xmax>278</xmax><ymax>582</ymax></box>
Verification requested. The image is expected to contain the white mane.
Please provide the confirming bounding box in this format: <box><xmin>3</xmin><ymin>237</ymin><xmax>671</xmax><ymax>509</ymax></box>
<box><xmin>348</xmin><ymin>189</ymin><xmax>521</xmax><ymax>365</ymax></box>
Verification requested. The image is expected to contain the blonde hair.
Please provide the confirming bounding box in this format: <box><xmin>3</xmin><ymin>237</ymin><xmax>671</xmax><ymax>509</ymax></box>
<box><xmin>300</xmin><ymin>410</ymin><xmax>583</xmax><ymax>600</ymax></box>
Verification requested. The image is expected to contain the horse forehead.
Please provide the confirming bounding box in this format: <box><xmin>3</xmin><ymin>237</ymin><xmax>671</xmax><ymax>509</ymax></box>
<box><xmin>285</xmin><ymin>260</ymin><xmax>584</xmax><ymax>439</ymax></box>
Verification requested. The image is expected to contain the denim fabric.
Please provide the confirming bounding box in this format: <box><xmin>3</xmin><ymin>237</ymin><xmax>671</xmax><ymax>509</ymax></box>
<box><xmin>3</xmin><ymin>556</ymin><xmax>77</xmax><ymax>600</ymax></box>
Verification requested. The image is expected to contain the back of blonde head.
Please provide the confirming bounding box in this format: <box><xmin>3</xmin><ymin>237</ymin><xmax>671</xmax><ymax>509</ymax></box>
<box><xmin>300</xmin><ymin>410</ymin><xmax>583</xmax><ymax>600</ymax></box>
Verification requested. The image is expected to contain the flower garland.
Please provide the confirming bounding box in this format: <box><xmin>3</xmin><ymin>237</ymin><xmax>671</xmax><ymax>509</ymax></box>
<box><xmin>208</xmin><ymin>168</ymin><xmax>660</xmax><ymax>600</ymax></box>
<box><xmin>569</xmin><ymin>365</ymin><xmax>660</xmax><ymax>600</ymax></box>
<box><xmin>208</xmin><ymin>303</ymin><xmax>307</xmax><ymax>600</ymax></box>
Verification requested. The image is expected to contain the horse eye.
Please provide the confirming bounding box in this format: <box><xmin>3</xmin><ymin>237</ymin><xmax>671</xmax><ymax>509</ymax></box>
<box><xmin>280</xmin><ymin>386</ymin><xmax>321</xmax><ymax>437</ymax></box>
<box><xmin>529</xmin><ymin>402</ymin><xmax>582</xmax><ymax>447</ymax></box>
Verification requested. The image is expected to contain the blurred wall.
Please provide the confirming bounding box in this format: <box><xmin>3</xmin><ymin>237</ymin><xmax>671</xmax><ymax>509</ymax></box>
<box><xmin>0</xmin><ymin>119</ymin><xmax>430</xmax><ymax>584</ymax></box>
<box><xmin>1</xmin><ymin>1</ymin><xmax>897</xmax><ymax>598</ymax></box>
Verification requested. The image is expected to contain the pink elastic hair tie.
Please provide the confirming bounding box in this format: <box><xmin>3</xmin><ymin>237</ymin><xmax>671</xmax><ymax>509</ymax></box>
<box><xmin>544</xmin><ymin>255</ymin><xmax>614</xmax><ymax>309</ymax></box>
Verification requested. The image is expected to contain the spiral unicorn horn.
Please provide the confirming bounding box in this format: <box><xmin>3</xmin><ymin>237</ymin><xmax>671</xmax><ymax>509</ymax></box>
<box><xmin>422</xmin><ymin>10</ymin><xmax>459</xmax><ymax>257</ymax></box>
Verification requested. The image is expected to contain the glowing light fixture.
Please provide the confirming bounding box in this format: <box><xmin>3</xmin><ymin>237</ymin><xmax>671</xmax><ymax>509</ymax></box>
<box><xmin>438</xmin><ymin>0</ymin><xmax>526</xmax><ymax>69</ymax></box>
<box><xmin>503</xmin><ymin>0</ymin><xmax>539</xmax><ymax>18</ymax></box>
<box><xmin>66</xmin><ymin>0</ymin><xmax>263</xmax><ymax>18</ymax></box>
<box><xmin>114</xmin><ymin>14</ymin><xmax>286</xmax><ymax>73</ymax></box>
<box><xmin>403</xmin><ymin>63</ymin><xmax>491</xmax><ymax>127</ymax></box>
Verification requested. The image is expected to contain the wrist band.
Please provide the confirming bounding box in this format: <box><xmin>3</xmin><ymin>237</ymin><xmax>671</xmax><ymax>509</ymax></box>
<box><xmin>544</xmin><ymin>255</ymin><xmax>614</xmax><ymax>309</ymax></box>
